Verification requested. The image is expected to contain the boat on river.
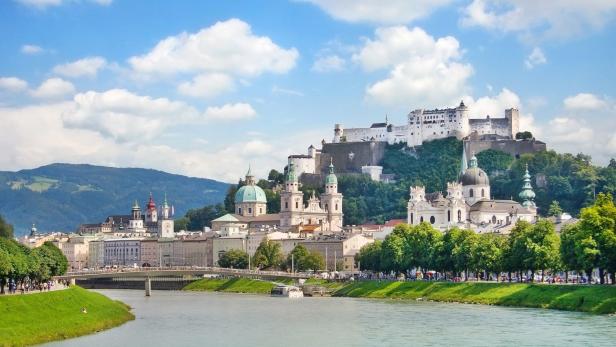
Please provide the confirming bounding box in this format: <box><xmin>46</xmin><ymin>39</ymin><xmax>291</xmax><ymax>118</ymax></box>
<box><xmin>270</xmin><ymin>285</ymin><xmax>304</xmax><ymax>298</ymax></box>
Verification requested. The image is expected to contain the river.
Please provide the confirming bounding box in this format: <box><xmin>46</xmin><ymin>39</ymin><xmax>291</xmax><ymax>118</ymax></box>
<box><xmin>46</xmin><ymin>290</ymin><xmax>616</xmax><ymax>347</ymax></box>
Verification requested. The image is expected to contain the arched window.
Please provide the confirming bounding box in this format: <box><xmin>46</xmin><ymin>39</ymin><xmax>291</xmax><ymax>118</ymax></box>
<box><xmin>420</xmin><ymin>216</ymin><xmax>424</xmax><ymax>223</ymax></box>
<box><xmin>248</xmin><ymin>207</ymin><xmax>252</xmax><ymax>214</ymax></box>
<box><xmin>481</xmin><ymin>189</ymin><xmax>485</xmax><ymax>197</ymax></box>
<box><xmin>457</xmin><ymin>210</ymin><xmax>462</xmax><ymax>222</ymax></box>
<box><xmin>285</xmin><ymin>201</ymin><xmax>288</xmax><ymax>209</ymax></box>
<box><xmin>410</xmin><ymin>213</ymin><xmax>414</xmax><ymax>224</ymax></box>
<box><xmin>447</xmin><ymin>210</ymin><xmax>451</xmax><ymax>222</ymax></box>
<box><xmin>492</xmin><ymin>215</ymin><xmax>497</xmax><ymax>224</ymax></box>
<box><xmin>469</xmin><ymin>188</ymin><xmax>474</xmax><ymax>197</ymax></box>
<box><xmin>430</xmin><ymin>216</ymin><xmax>435</xmax><ymax>224</ymax></box>
<box><xmin>335</xmin><ymin>203</ymin><xmax>338</xmax><ymax>211</ymax></box>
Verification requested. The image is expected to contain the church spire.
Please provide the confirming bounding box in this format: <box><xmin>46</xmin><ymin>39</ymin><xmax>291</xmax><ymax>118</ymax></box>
<box><xmin>519</xmin><ymin>164</ymin><xmax>536</xmax><ymax>208</ymax></box>
<box><xmin>460</xmin><ymin>145</ymin><xmax>468</xmax><ymax>175</ymax></box>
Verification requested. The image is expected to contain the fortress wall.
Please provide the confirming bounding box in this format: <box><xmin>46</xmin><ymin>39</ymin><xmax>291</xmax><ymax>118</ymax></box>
<box><xmin>320</xmin><ymin>141</ymin><xmax>387</xmax><ymax>174</ymax></box>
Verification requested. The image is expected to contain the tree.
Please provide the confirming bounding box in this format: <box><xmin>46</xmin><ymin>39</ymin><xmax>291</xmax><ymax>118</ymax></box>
<box><xmin>560</xmin><ymin>223</ymin><xmax>583</xmax><ymax>282</ymax></box>
<box><xmin>355</xmin><ymin>241</ymin><xmax>382</xmax><ymax>271</ymax></box>
<box><xmin>182</xmin><ymin>204</ymin><xmax>227</xmax><ymax>231</ymax></box>
<box><xmin>380</xmin><ymin>225</ymin><xmax>406</xmax><ymax>273</ymax></box>
<box><xmin>253</xmin><ymin>240</ymin><xmax>284</xmax><ymax>270</ymax></box>
<box><xmin>287</xmin><ymin>244</ymin><xmax>325</xmax><ymax>271</ymax></box>
<box><xmin>268</xmin><ymin>169</ymin><xmax>285</xmax><ymax>184</ymax></box>
<box><xmin>548</xmin><ymin>201</ymin><xmax>564</xmax><ymax>217</ymax></box>
<box><xmin>525</xmin><ymin>219</ymin><xmax>560</xmax><ymax>281</ymax></box>
<box><xmin>506</xmin><ymin>220</ymin><xmax>533</xmax><ymax>280</ymax></box>
<box><xmin>451</xmin><ymin>229</ymin><xmax>478</xmax><ymax>280</ymax></box>
<box><xmin>0</xmin><ymin>215</ymin><xmax>14</xmax><ymax>239</ymax></box>
<box><xmin>516</xmin><ymin>131</ymin><xmax>533</xmax><ymax>140</ymax></box>
<box><xmin>471</xmin><ymin>234</ymin><xmax>504</xmax><ymax>281</ymax></box>
<box><xmin>218</xmin><ymin>249</ymin><xmax>249</xmax><ymax>269</ymax></box>
<box><xmin>578</xmin><ymin>193</ymin><xmax>616</xmax><ymax>284</ymax></box>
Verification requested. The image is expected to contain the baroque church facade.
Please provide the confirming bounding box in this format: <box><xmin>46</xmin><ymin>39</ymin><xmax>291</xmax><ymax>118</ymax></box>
<box><xmin>407</xmin><ymin>152</ymin><xmax>537</xmax><ymax>233</ymax></box>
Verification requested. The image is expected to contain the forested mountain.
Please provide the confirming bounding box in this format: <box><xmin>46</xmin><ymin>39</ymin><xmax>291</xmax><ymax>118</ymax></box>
<box><xmin>0</xmin><ymin>164</ymin><xmax>229</xmax><ymax>235</ymax></box>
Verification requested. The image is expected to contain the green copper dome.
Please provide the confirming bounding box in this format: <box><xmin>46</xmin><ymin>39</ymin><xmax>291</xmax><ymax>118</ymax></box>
<box><xmin>325</xmin><ymin>160</ymin><xmax>338</xmax><ymax>185</ymax></box>
<box><xmin>286</xmin><ymin>162</ymin><xmax>298</xmax><ymax>183</ymax></box>
<box><xmin>235</xmin><ymin>184</ymin><xmax>267</xmax><ymax>204</ymax></box>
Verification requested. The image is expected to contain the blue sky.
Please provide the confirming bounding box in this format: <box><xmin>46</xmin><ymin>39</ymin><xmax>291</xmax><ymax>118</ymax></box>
<box><xmin>0</xmin><ymin>0</ymin><xmax>615</xmax><ymax>182</ymax></box>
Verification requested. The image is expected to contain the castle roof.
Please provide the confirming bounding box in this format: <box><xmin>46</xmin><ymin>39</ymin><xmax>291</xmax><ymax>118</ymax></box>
<box><xmin>370</xmin><ymin>122</ymin><xmax>387</xmax><ymax>128</ymax></box>
<box><xmin>469</xmin><ymin>200</ymin><xmax>533</xmax><ymax>214</ymax></box>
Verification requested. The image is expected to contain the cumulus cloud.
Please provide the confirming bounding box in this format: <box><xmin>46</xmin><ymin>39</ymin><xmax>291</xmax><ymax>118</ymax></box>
<box><xmin>203</xmin><ymin>103</ymin><xmax>256</xmax><ymax>121</ymax></box>
<box><xmin>354</xmin><ymin>26</ymin><xmax>472</xmax><ymax>107</ymax></box>
<box><xmin>177</xmin><ymin>73</ymin><xmax>235</xmax><ymax>98</ymax></box>
<box><xmin>61</xmin><ymin>89</ymin><xmax>198</xmax><ymax>142</ymax></box>
<box><xmin>303</xmin><ymin>0</ymin><xmax>453</xmax><ymax>24</ymax></box>
<box><xmin>0</xmin><ymin>77</ymin><xmax>29</xmax><ymax>93</ymax></box>
<box><xmin>312</xmin><ymin>55</ymin><xmax>345</xmax><ymax>72</ymax></box>
<box><xmin>563</xmin><ymin>93</ymin><xmax>608</xmax><ymax>111</ymax></box>
<box><xmin>524</xmin><ymin>47</ymin><xmax>546</xmax><ymax>69</ymax></box>
<box><xmin>461</xmin><ymin>0</ymin><xmax>616</xmax><ymax>41</ymax></box>
<box><xmin>21</xmin><ymin>44</ymin><xmax>44</xmax><ymax>55</ymax></box>
<box><xmin>29</xmin><ymin>78</ymin><xmax>75</xmax><ymax>99</ymax></box>
<box><xmin>52</xmin><ymin>56</ymin><xmax>107</xmax><ymax>78</ymax></box>
<box><xmin>546</xmin><ymin>117</ymin><xmax>594</xmax><ymax>144</ymax></box>
<box><xmin>128</xmin><ymin>19</ymin><xmax>298</xmax><ymax>78</ymax></box>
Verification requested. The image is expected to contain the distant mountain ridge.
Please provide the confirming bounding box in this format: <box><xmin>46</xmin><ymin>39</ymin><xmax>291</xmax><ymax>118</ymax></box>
<box><xmin>0</xmin><ymin>163</ymin><xmax>229</xmax><ymax>235</ymax></box>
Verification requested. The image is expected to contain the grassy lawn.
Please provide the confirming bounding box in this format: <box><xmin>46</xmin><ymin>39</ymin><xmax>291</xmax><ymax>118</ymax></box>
<box><xmin>0</xmin><ymin>286</ymin><xmax>134</xmax><ymax>346</ymax></box>
<box><xmin>183</xmin><ymin>277</ymin><xmax>293</xmax><ymax>294</ymax></box>
<box><xmin>332</xmin><ymin>281</ymin><xmax>616</xmax><ymax>314</ymax></box>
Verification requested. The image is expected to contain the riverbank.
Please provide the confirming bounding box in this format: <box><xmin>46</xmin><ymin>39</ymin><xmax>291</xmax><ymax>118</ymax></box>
<box><xmin>183</xmin><ymin>277</ymin><xmax>294</xmax><ymax>294</ymax></box>
<box><xmin>333</xmin><ymin>281</ymin><xmax>616</xmax><ymax>314</ymax></box>
<box><xmin>0</xmin><ymin>286</ymin><xmax>134</xmax><ymax>346</ymax></box>
<box><xmin>183</xmin><ymin>277</ymin><xmax>616</xmax><ymax>314</ymax></box>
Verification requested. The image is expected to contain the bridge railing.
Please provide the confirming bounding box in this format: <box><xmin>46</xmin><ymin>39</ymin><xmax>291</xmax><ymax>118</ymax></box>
<box><xmin>59</xmin><ymin>266</ymin><xmax>314</xmax><ymax>279</ymax></box>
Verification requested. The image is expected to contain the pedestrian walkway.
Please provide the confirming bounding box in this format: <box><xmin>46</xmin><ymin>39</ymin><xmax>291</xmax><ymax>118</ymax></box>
<box><xmin>2</xmin><ymin>280</ymin><xmax>70</xmax><ymax>296</ymax></box>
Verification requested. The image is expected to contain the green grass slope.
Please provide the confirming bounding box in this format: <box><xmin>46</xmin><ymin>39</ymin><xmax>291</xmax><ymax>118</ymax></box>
<box><xmin>0</xmin><ymin>286</ymin><xmax>134</xmax><ymax>346</ymax></box>
<box><xmin>333</xmin><ymin>281</ymin><xmax>616</xmax><ymax>314</ymax></box>
<box><xmin>183</xmin><ymin>277</ymin><xmax>294</xmax><ymax>294</ymax></box>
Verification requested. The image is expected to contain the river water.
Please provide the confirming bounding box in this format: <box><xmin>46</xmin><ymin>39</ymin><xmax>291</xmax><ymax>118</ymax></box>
<box><xmin>46</xmin><ymin>290</ymin><xmax>616</xmax><ymax>347</ymax></box>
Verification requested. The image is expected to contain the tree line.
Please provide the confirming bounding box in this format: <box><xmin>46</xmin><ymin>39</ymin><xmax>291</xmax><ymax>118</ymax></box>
<box><xmin>356</xmin><ymin>193</ymin><xmax>616</xmax><ymax>284</ymax></box>
<box><xmin>0</xmin><ymin>223</ymin><xmax>68</xmax><ymax>294</ymax></box>
<box><xmin>218</xmin><ymin>241</ymin><xmax>325</xmax><ymax>272</ymax></box>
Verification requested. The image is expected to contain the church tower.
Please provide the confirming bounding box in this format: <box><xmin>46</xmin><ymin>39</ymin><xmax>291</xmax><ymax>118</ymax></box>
<box><xmin>320</xmin><ymin>159</ymin><xmax>343</xmax><ymax>231</ymax></box>
<box><xmin>129</xmin><ymin>200</ymin><xmax>144</xmax><ymax>231</ymax></box>
<box><xmin>519</xmin><ymin>164</ymin><xmax>537</xmax><ymax>209</ymax></box>
<box><xmin>158</xmin><ymin>193</ymin><xmax>174</xmax><ymax>238</ymax></box>
<box><xmin>145</xmin><ymin>193</ymin><xmax>158</xmax><ymax>223</ymax></box>
<box><xmin>280</xmin><ymin>162</ymin><xmax>304</xmax><ymax>227</ymax></box>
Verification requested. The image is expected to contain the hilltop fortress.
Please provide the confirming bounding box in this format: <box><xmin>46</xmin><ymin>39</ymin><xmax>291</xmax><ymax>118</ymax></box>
<box><xmin>288</xmin><ymin>102</ymin><xmax>545</xmax><ymax>182</ymax></box>
<box><xmin>333</xmin><ymin>101</ymin><xmax>518</xmax><ymax>146</ymax></box>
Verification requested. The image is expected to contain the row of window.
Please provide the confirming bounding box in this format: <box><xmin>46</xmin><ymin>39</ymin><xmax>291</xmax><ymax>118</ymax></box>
<box><xmin>410</xmin><ymin>210</ymin><xmax>463</xmax><ymax>224</ymax></box>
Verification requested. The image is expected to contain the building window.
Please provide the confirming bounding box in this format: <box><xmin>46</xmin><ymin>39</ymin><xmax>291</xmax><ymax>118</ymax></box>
<box><xmin>259</xmin><ymin>208</ymin><xmax>262</xmax><ymax>214</ymax></box>
<box><xmin>420</xmin><ymin>216</ymin><xmax>424</xmax><ymax>223</ymax></box>
<box><xmin>325</xmin><ymin>203</ymin><xmax>329</xmax><ymax>211</ymax></box>
<box><xmin>458</xmin><ymin>210</ymin><xmax>462</xmax><ymax>222</ymax></box>
<box><xmin>410</xmin><ymin>213</ymin><xmax>414</xmax><ymax>224</ymax></box>
<box><xmin>335</xmin><ymin>203</ymin><xmax>338</xmax><ymax>211</ymax></box>
<box><xmin>492</xmin><ymin>215</ymin><xmax>497</xmax><ymax>224</ymax></box>
<box><xmin>295</xmin><ymin>201</ymin><xmax>299</xmax><ymax>209</ymax></box>
<box><xmin>469</xmin><ymin>189</ymin><xmax>474</xmax><ymax>198</ymax></box>
<box><xmin>238</xmin><ymin>207</ymin><xmax>242</xmax><ymax>214</ymax></box>
<box><xmin>447</xmin><ymin>210</ymin><xmax>451</xmax><ymax>222</ymax></box>
<box><xmin>285</xmin><ymin>201</ymin><xmax>288</xmax><ymax>209</ymax></box>
<box><xmin>481</xmin><ymin>189</ymin><xmax>485</xmax><ymax>198</ymax></box>
<box><xmin>430</xmin><ymin>216</ymin><xmax>435</xmax><ymax>224</ymax></box>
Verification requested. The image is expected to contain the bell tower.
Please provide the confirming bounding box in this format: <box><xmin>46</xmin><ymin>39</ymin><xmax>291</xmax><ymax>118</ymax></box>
<box><xmin>280</xmin><ymin>162</ymin><xmax>304</xmax><ymax>227</ymax></box>
<box><xmin>320</xmin><ymin>159</ymin><xmax>343</xmax><ymax>231</ymax></box>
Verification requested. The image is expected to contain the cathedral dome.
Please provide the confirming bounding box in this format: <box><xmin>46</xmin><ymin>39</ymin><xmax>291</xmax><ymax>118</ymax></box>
<box><xmin>234</xmin><ymin>184</ymin><xmax>267</xmax><ymax>204</ymax></box>
<box><xmin>459</xmin><ymin>155</ymin><xmax>489</xmax><ymax>186</ymax></box>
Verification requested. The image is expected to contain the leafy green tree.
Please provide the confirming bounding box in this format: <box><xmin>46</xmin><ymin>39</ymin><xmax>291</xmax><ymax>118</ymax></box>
<box><xmin>560</xmin><ymin>223</ymin><xmax>583</xmax><ymax>282</ymax></box>
<box><xmin>253</xmin><ymin>240</ymin><xmax>284</xmax><ymax>270</ymax></box>
<box><xmin>355</xmin><ymin>241</ymin><xmax>382</xmax><ymax>271</ymax></box>
<box><xmin>451</xmin><ymin>229</ymin><xmax>478</xmax><ymax>280</ymax></box>
<box><xmin>471</xmin><ymin>234</ymin><xmax>505</xmax><ymax>281</ymax></box>
<box><xmin>548</xmin><ymin>201</ymin><xmax>564</xmax><ymax>217</ymax></box>
<box><xmin>217</xmin><ymin>249</ymin><xmax>249</xmax><ymax>269</ymax></box>
<box><xmin>380</xmin><ymin>226</ymin><xmax>405</xmax><ymax>273</ymax></box>
<box><xmin>287</xmin><ymin>245</ymin><xmax>325</xmax><ymax>271</ymax></box>
<box><xmin>525</xmin><ymin>219</ymin><xmax>560</xmax><ymax>281</ymax></box>
<box><xmin>302</xmin><ymin>251</ymin><xmax>325</xmax><ymax>271</ymax></box>
<box><xmin>0</xmin><ymin>249</ymin><xmax>13</xmax><ymax>293</ymax></box>
<box><xmin>0</xmin><ymin>215</ymin><xmax>14</xmax><ymax>239</ymax></box>
<box><xmin>476</xmin><ymin>149</ymin><xmax>514</xmax><ymax>175</ymax></box>
<box><xmin>578</xmin><ymin>193</ymin><xmax>616</xmax><ymax>283</ymax></box>
<box><xmin>515</xmin><ymin>131</ymin><xmax>533</xmax><ymax>140</ymax></box>
<box><xmin>506</xmin><ymin>220</ymin><xmax>534</xmax><ymax>280</ymax></box>
<box><xmin>268</xmin><ymin>169</ymin><xmax>285</xmax><ymax>184</ymax></box>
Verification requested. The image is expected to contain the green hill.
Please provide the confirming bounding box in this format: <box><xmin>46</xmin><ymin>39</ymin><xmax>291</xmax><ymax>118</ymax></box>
<box><xmin>0</xmin><ymin>163</ymin><xmax>229</xmax><ymax>235</ymax></box>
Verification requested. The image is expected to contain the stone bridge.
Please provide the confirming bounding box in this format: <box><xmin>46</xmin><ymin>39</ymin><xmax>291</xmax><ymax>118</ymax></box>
<box><xmin>55</xmin><ymin>267</ymin><xmax>311</xmax><ymax>296</ymax></box>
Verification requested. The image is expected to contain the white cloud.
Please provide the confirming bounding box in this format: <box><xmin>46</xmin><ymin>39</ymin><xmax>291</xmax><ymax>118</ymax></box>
<box><xmin>0</xmin><ymin>77</ymin><xmax>29</xmax><ymax>93</ymax></box>
<box><xmin>546</xmin><ymin>117</ymin><xmax>594</xmax><ymax>144</ymax></box>
<box><xmin>21</xmin><ymin>44</ymin><xmax>43</xmax><ymax>55</ymax></box>
<box><xmin>272</xmin><ymin>85</ymin><xmax>304</xmax><ymax>96</ymax></box>
<box><xmin>30</xmin><ymin>78</ymin><xmax>75</xmax><ymax>99</ymax></box>
<box><xmin>52</xmin><ymin>56</ymin><xmax>107</xmax><ymax>78</ymax></box>
<box><xmin>563</xmin><ymin>93</ymin><xmax>608</xmax><ymax>111</ymax></box>
<box><xmin>312</xmin><ymin>55</ymin><xmax>345</xmax><ymax>72</ymax></box>
<box><xmin>461</xmin><ymin>0</ymin><xmax>616</xmax><ymax>41</ymax></box>
<box><xmin>524</xmin><ymin>47</ymin><xmax>546</xmax><ymax>69</ymax></box>
<box><xmin>354</xmin><ymin>26</ymin><xmax>472</xmax><ymax>107</ymax></box>
<box><xmin>303</xmin><ymin>0</ymin><xmax>453</xmax><ymax>24</ymax></box>
<box><xmin>62</xmin><ymin>89</ymin><xmax>198</xmax><ymax>142</ymax></box>
<box><xmin>16</xmin><ymin>0</ymin><xmax>112</xmax><ymax>9</ymax></box>
<box><xmin>128</xmin><ymin>19</ymin><xmax>298</xmax><ymax>78</ymax></box>
<box><xmin>177</xmin><ymin>73</ymin><xmax>235</xmax><ymax>98</ymax></box>
<box><xmin>203</xmin><ymin>103</ymin><xmax>256</xmax><ymax>121</ymax></box>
